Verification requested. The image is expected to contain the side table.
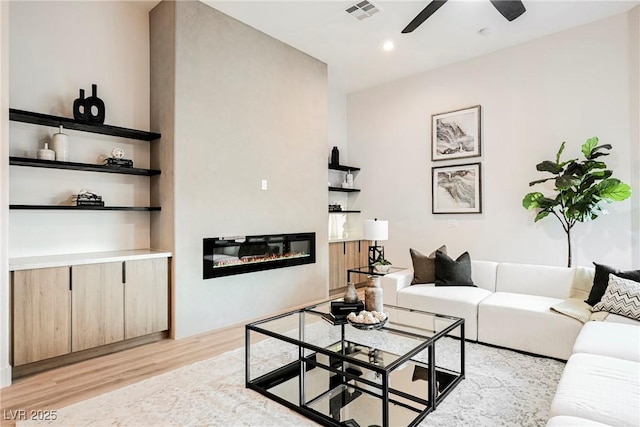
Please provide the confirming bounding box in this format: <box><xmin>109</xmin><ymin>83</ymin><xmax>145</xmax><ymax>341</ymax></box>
<box><xmin>347</xmin><ymin>266</ymin><xmax>406</xmax><ymax>284</ymax></box>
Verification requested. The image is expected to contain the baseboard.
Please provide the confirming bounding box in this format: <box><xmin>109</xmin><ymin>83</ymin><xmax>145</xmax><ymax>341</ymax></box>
<box><xmin>0</xmin><ymin>364</ymin><xmax>12</xmax><ymax>388</ymax></box>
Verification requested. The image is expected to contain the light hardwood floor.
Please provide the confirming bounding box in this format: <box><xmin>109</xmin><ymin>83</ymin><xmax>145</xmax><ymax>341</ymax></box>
<box><xmin>0</xmin><ymin>290</ymin><xmax>351</xmax><ymax>427</ymax></box>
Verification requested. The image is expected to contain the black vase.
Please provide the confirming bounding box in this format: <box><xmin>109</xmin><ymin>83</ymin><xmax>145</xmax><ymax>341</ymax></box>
<box><xmin>73</xmin><ymin>84</ymin><xmax>105</xmax><ymax>124</ymax></box>
<box><xmin>72</xmin><ymin>89</ymin><xmax>87</xmax><ymax>122</ymax></box>
<box><xmin>331</xmin><ymin>146</ymin><xmax>339</xmax><ymax>165</ymax></box>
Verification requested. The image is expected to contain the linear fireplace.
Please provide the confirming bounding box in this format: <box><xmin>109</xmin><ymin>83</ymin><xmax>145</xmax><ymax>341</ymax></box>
<box><xmin>203</xmin><ymin>232</ymin><xmax>316</xmax><ymax>279</ymax></box>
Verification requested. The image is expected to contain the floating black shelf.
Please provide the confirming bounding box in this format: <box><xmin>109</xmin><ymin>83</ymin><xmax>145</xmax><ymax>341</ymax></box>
<box><xmin>9</xmin><ymin>157</ymin><xmax>161</xmax><ymax>176</ymax></box>
<box><xmin>9</xmin><ymin>109</ymin><xmax>161</xmax><ymax>141</ymax></box>
<box><xmin>328</xmin><ymin>186</ymin><xmax>360</xmax><ymax>193</ymax></box>
<box><xmin>328</xmin><ymin>210</ymin><xmax>361</xmax><ymax>214</ymax></box>
<box><xmin>328</xmin><ymin>163</ymin><xmax>360</xmax><ymax>172</ymax></box>
<box><xmin>10</xmin><ymin>205</ymin><xmax>161</xmax><ymax>211</ymax></box>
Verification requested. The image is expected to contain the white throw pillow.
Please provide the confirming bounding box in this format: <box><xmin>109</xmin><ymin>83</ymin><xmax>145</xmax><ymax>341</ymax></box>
<box><xmin>592</xmin><ymin>274</ymin><xmax>640</xmax><ymax>321</ymax></box>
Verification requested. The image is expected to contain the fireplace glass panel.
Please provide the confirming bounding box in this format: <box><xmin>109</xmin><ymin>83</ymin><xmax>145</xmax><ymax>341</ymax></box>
<box><xmin>203</xmin><ymin>232</ymin><xmax>316</xmax><ymax>279</ymax></box>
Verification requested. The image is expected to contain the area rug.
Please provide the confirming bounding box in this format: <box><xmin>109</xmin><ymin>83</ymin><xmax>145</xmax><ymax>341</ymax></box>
<box><xmin>19</xmin><ymin>331</ymin><xmax>565</xmax><ymax>427</ymax></box>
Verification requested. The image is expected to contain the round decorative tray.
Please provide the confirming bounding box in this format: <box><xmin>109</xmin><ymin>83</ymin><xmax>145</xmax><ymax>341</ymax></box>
<box><xmin>347</xmin><ymin>318</ymin><xmax>387</xmax><ymax>330</ymax></box>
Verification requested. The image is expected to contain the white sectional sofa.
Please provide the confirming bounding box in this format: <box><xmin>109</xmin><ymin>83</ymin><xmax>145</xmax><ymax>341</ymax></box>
<box><xmin>382</xmin><ymin>260</ymin><xmax>607</xmax><ymax>359</ymax></box>
<box><xmin>548</xmin><ymin>321</ymin><xmax>640</xmax><ymax>426</ymax></box>
<box><xmin>382</xmin><ymin>259</ymin><xmax>640</xmax><ymax>426</ymax></box>
<box><xmin>382</xmin><ymin>260</ymin><xmax>498</xmax><ymax>341</ymax></box>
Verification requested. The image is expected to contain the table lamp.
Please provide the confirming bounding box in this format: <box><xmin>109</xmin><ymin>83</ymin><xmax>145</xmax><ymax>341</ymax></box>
<box><xmin>363</xmin><ymin>218</ymin><xmax>388</xmax><ymax>266</ymax></box>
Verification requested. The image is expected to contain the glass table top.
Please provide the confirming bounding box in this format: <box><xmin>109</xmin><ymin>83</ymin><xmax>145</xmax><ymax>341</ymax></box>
<box><xmin>247</xmin><ymin>300</ymin><xmax>463</xmax><ymax>371</ymax></box>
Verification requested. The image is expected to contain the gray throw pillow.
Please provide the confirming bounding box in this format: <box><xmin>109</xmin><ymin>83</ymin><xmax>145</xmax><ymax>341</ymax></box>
<box><xmin>435</xmin><ymin>250</ymin><xmax>476</xmax><ymax>287</ymax></box>
<box><xmin>410</xmin><ymin>245</ymin><xmax>447</xmax><ymax>285</ymax></box>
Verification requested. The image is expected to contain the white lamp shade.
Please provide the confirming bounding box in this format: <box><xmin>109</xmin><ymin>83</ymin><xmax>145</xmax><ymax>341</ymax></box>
<box><xmin>363</xmin><ymin>219</ymin><xmax>388</xmax><ymax>241</ymax></box>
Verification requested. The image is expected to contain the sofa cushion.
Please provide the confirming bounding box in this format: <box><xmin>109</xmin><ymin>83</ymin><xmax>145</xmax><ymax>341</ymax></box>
<box><xmin>571</xmin><ymin>266</ymin><xmax>595</xmax><ymax>300</ymax></box>
<box><xmin>478</xmin><ymin>292</ymin><xmax>583</xmax><ymax>360</ymax></box>
<box><xmin>435</xmin><ymin>251</ymin><xmax>475</xmax><ymax>287</ymax></box>
<box><xmin>546</xmin><ymin>416</ymin><xmax>611</xmax><ymax>427</ymax></box>
<box><xmin>592</xmin><ymin>275</ymin><xmax>640</xmax><ymax>321</ymax></box>
<box><xmin>471</xmin><ymin>260</ymin><xmax>498</xmax><ymax>292</ymax></box>
<box><xmin>586</xmin><ymin>263</ymin><xmax>640</xmax><ymax>306</ymax></box>
<box><xmin>602</xmin><ymin>312</ymin><xmax>640</xmax><ymax>325</ymax></box>
<box><xmin>573</xmin><ymin>321</ymin><xmax>640</xmax><ymax>362</ymax></box>
<box><xmin>550</xmin><ymin>353</ymin><xmax>640</xmax><ymax>426</ymax></box>
<box><xmin>397</xmin><ymin>284</ymin><xmax>492</xmax><ymax>340</ymax></box>
<box><xmin>495</xmin><ymin>263</ymin><xmax>574</xmax><ymax>299</ymax></box>
<box><xmin>410</xmin><ymin>245</ymin><xmax>446</xmax><ymax>285</ymax></box>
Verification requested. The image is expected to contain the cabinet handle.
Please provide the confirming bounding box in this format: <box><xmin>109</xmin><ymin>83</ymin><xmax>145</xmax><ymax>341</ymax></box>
<box><xmin>122</xmin><ymin>262</ymin><xmax>126</xmax><ymax>284</ymax></box>
<box><xmin>69</xmin><ymin>266</ymin><xmax>73</xmax><ymax>291</ymax></box>
<box><xmin>343</xmin><ymin>242</ymin><xmax>346</xmax><ymax>255</ymax></box>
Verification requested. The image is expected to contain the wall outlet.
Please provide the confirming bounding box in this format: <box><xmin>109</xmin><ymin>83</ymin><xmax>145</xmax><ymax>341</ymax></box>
<box><xmin>261</xmin><ymin>179</ymin><xmax>268</xmax><ymax>190</ymax></box>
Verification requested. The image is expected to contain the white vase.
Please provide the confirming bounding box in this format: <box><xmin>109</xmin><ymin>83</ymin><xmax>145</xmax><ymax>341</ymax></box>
<box><xmin>37</xmin><ymin>142</ymin><xmax>55</xmax><ymax>161</ymax></box>
<box><xmin>365</xmin><ymin>276</ymin><xmax>383</xmax><ymax>312</ymax></box>
<box><xmin>51</xmin><ymin>125</ymin><xmax>69</xmax><ymax>161</ymax></box>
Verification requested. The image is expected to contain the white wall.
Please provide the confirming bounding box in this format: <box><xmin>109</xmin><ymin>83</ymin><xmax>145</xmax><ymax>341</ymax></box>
<box><xmin>630</xmin><ymin>6</ymin><xmax>640</xmax><ymax>267</ymax></box>
<box><xmin>328</xmin><ymin>84</ymin><xmax>362</xmax><ymax>238</ymax></box>
<box><xmin>8</xmin><ymin>1</ymin><xmax>152</xmax><ymax>257</ymax></box>
<box><xmin>1</xmin><ymin>0</ymin><xmax>12</xmax><ymax>388</ymax></box>
<box><xmin>348</xmin><ymin>11</ymin><xmax>639</xmax><ymax>270</ymax></box>
<box><xmin>151</xmin><ymin>1</ymin><xmax>329</xmax><ymax>339</ymax></box>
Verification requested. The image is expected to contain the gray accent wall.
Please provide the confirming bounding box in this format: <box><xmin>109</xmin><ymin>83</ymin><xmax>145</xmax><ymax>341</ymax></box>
<box><xmin>151</xmin><ymin>1</ymin><xmax>329</xmax><ymax>339</ymax></box>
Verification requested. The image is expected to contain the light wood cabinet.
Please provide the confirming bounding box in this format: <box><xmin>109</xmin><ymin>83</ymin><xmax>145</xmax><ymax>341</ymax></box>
<box><xmin>329</xmin><ymin>242</ymin><xmax>347</xmax><ymax>291</ymax></box>
<box><xmin>328</xmin><ymin>240</ymin><xmax>371</xmax><ymax>290</ymax></box>
<box><xmin>124</xmin><ymin>258</ymin><xmax>169</xmax><ymax>339</ymax></box>
<box><xmin>11</xmin><ymin>255</ymin><xmax>170</xmax><ymax>370</ymax></box>
<box><xmin>71</xmin><ymin>262</ymin><xmax>124</xmax><ymax>352</ymax></box>
<box><xmin>12</xmin><ymin>267</ymin><xmax>71</xmax><ymax>366</ymax></box>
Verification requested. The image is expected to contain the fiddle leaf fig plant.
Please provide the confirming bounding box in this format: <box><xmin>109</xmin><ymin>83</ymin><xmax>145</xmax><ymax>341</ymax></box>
<box><xmin>522</xmin><ymin>137</ymin><xmax>631</xmax><ymax>267</ymax></box>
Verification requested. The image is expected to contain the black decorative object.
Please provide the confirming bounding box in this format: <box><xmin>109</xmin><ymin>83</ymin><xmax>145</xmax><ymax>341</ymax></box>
<box><xmin>73</xmin><ymin>191</ymin><xmax>104</xmax><ymax>207</ymax></box>
<box><xmin>330</xmin><ymin>300</ymin><xmax>364</xmax><ymax>317</ymax></box>
<box><xmin>331</xmin><ymin>146</ymin><xmax>340</xmax><ymax>165</ymax></box>
<box><xmin>105</xmin><ymin>158</ymin><xmax>133</xmax><ymax>168</ymax></box>
<box><xmin>73</xmin><ymin>84</ymin><xmax>105</xmax><ymax>124</ymax></box>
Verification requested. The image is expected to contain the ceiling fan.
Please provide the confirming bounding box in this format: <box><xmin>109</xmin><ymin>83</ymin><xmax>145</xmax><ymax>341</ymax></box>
<box><xmin>402</xmin><ymin>0</ymin><xmax>526</xmax><ymax>34</ymax></box>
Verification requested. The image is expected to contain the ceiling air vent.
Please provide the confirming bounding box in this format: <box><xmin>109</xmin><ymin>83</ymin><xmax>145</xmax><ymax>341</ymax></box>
<box><xmin>346</xmin><ymin>0</ymin><xmax>382</xmax><ymax>21</ymax></box>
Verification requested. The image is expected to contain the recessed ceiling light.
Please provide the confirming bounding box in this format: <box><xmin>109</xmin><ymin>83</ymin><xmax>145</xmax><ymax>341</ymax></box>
<box><xmin>382</xmin><ymin>40</ymin><xmax>394</xmax><ymax>51</ymax></box>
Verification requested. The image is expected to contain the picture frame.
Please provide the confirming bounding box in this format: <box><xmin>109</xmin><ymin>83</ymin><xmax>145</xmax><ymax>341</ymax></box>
<box><xmin>431</xmin><ymin>105</ymin><xmax>481</xmax><ymax>161</ymax></box>
<box><xmin>432</xmin><ymin>162</ymin><xmax>482</xmax><ymax>214</ymax></box>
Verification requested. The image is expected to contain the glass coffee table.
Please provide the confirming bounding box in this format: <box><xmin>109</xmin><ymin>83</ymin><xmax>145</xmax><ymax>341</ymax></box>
<box><xmin>245</xmin><ymin>301</ymin><xmax>465</xmax><ymax>427</ymax></box>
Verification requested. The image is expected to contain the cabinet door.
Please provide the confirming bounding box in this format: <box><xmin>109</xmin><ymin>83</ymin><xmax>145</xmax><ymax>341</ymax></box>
<box><xmin>329</xmin><ymin>242</ymin><xmax>346</xmax><ymax>290</ymax></box>
<box><xmin>124</xmin><ymin>258</ymin><xmax>169</xmax><ymax>339</ymax></box>
<box><xmin>72</xmin><ymin>262</ymin><xmax>124</xmax><ymax>352</ymax></box>
<box><xmin>360</xmin><ymin>240</ymin><xmax>372</xmax><ymax>267</ymax></box>
<box><xmin>345</xmin><ymin>241</ymin><xmax>362</xmax><ymax>273</ymax></box>
<box><xmin>12</xmin><ymin>267</ymin><xmax>71</xmax><ymax>366</ymax></box>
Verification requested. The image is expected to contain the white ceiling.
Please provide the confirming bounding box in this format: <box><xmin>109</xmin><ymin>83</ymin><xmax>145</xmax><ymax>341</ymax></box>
<box><xmin>143</xmin><ymin>1</ymin><xmax>640</xmax><ymax>93</ymax></box>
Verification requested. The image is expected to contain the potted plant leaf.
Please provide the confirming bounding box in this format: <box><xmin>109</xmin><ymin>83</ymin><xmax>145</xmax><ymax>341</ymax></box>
<box><xmin>522</xmin><ymin>137</ymin><xmax>631</xmax><ymax>267</ymax></box>
<box><xmin>373</xmin><ymin>255</ymin><xmax>392</xmax><ymax>273</ymax></box>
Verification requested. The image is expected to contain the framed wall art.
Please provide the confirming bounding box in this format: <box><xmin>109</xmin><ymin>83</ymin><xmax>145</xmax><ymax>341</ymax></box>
<box><xmin>432</xmin><ymin>162</ymin><xmax>482</xmax><ymax>214</ymax></box>
<box><xmin>431</xmin><ymin>105</ymin><xmax>481</xmax><ymax>161</ymax></box>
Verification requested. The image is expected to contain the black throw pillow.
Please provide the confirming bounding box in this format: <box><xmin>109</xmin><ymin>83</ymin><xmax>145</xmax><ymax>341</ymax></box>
<box><xmin>435</xmin><ymin>251</ymin><xmax>476</xmax><ymax>287</ymax></box>
<box><xmin>585</xmin><ymin>263</ymin><xmax>640</xmax><ymax>306</ymax></box>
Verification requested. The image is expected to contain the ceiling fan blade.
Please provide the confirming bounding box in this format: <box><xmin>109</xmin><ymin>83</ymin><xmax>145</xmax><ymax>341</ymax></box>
<box><xmin>489</xmin><ymin>0</ymin><xmax>526</xmax><ymax>21</ymax></box>
<box><xmin>401</xmin><ymin>0</ymin><xmax>448</xmax><ymax>34</ymax></box>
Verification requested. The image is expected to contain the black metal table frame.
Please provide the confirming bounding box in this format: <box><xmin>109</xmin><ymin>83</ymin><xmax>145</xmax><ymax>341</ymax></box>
<box><xmin>245</xmin><ymin>303</ymin><xmax>465</xmax><ymax>427</ymax></box>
